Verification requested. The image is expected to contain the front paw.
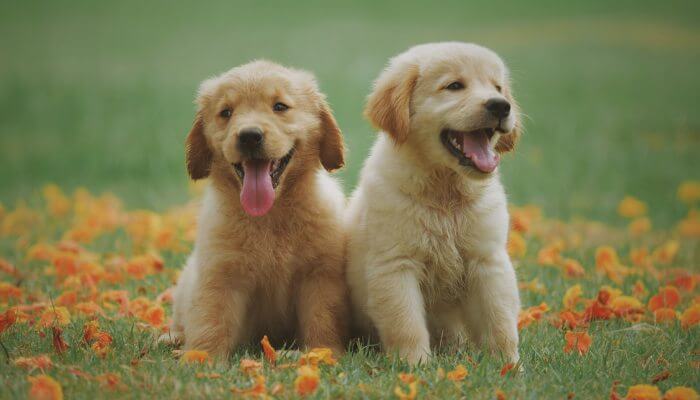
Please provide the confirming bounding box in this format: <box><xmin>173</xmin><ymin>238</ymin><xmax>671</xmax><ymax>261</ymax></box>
<box><xmin>401</xmin><ymin>346</ymin><xmax>431</xmax><ymax>366</ymax></box>
<box><xmin>157</xmin><ymin>331</ymin><xmax>183</xmax><ymax>347</ymax></box>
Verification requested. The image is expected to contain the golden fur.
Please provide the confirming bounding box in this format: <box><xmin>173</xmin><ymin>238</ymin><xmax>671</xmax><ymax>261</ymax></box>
<box><xmin>161</xmin><ymin>61</ymin><xmax>350</xmax><ymax>357</ymax></box>
<box><xmin>346</xmin><ymin>42</ymin><xmax>522</xmax><ymax>364</ymax></box>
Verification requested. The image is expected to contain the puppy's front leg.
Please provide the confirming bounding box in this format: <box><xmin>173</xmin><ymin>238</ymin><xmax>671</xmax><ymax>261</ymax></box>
<box><xmin>184</xmin><ymin>278</ymin><xmax>250</xmax><ymax>359</ymax></box>
<box><xmin>464</xmin><ymin>253</ymin><xmax>520</xmax><ymax>363</ymax></box>
<box><xmin>297</xmin><ymin>269</ymin><xmax>350</xmax><ymax>355</ymax></box>
<box><xmin>366</xmin><ymin>261</ymin><xmax>430</xmax><ymax>365</ymax></box>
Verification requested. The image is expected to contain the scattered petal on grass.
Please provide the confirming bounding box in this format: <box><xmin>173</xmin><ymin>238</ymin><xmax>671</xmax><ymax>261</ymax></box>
<box><xmin>51</xmin><ymin>327</ymin><xmax>69</xmax><ymax>354</ymax></box>
<box><xmin>495</xmin><ymin>388</ymin><xmax>507</xmax><ymax>400</ymax></box>
<box><xmin>232</xmin><ymin>375</ymin><xmax>267</xmax><ymax>397</ymax></box>
<box><xmin>142</xmin><ymin>304</ymin><xmax>165</xmax><ymax>327</ymax></box>
<box><xmin>13</xmin><ymin>355</ymin><xmax>53</xmax><ymax>371</ymax></box>
<box><xmin>680</xmin><ymin>304</ymin><xmax>700</xmax><ymax>329</ymax></box>
<box><xmin>96</xmin><ymin>373</ymin><xmax>123</xmax><ymax>391</ymax></box>
<box><xmin>394</xmin><ymin>381</ymin><xmax>418</xmax><ymax>400</ymax></box>
<box><xmin>500</xmin><ymin>363</ymin><xmax>515</xmax><ymax>377</ymax></box>
<box><xmin>0</xmin><ymin>281</ymin><xmax>22</xmax><ymax>302</ymax></box>
<box><xmin>239</xmin><ymin>358</ymin><xmax>263</xmax><ymax>375</ymax></box>
<box><xmin>648</xmin><ymin>286</ymin><xmax>681</xmax><ymax>311</ymax></box>
<box><xmin>611</xmin><ymin>296</ymin><xmax>644</xmax><ymax>318</ymax></box>
<box><xmin>561</xmin><ymin>258</ymin><xmax>586</xmax><ymax>278</ymax></box>
<box><xmin>398</xmin><ymin>373</ymin><xmax>416</xmax><ymax>384</ymax></box>
<box><xmin>446</xmin><ymin>364</ymin><xmax>468</xmax><ymax>381</ymax></box>
<box><xmin>295</xmin><ymin>365</ymin><xmax>320</xmax><ymax>396</ymax></box>
<box><xmin>180</xmin><ymin>350</ymin><xmax>209</xmax><ymax>364</ymax></box>
<box><xmin>261</xmin><ymin>335</ymin><xmax>277</xmax><ymax>364</ymax></box>
<box><xmin>651</xmin><ymin>370</ymin><xmax>671</xmax><ymax>384</ymax></box>
<box><xmin>628</xmin><ymin>217</ymin><xmax>652</xmax><ymax>236</ymax></box>
<box><xmin>677</xmin><ymin>210</ymin><xmax>700</xmax><ymax>238</ymax></box>
<box><xmin>563</xmin><ymin>331</ymin><xmax>592</xmax><ymax>355</ymax></box>
<box><xmin>625</xmin><ymin>384</ymin><xmax>661</xmax><ymax>400</ymax></box>
<box><xmin>27</xmin><ymin>375</ymin><xmax>63</xmax><ymax>400</ymax></box>
<box><xmin>195</xmin><ymin>372</ymin><xmax>221</xmax><ymax>379</ymax></box>
<box><xmin>0</xmin><ymin>308</ymin><xmax>17</xmax><ymax>333</ymax></box>
<box><xmin>519</xmin><ymin>278</ymin><xmax>546</xmax><ymax>294</ymax></box>
<box><xmin>518</xmin><ymin>302</ymin><xmax>549</xmax><ymax>330</ymax></box>
<box><xmin>563</xmin><ymin>285</ymin><xmax>583</xmax><ymax>310</ymax></box>
<box><xmin>653</xmin><ymin>308</ymin><xmax>677</xmax><ymax>323</ymax></box>
<box><xmin>677</xmin><ymin>181</ymin><xmax>700</xmax><ymax>204</ymax></box>
<box><xmin>38</xmin><ymin>307</ymin><xmax>71</xmax><ymax>329</ymax></box>
<box><xmin>618</xmin><ymin>196</ymin><xmax>647</xmax><ymax>218</ymax></box>
<box><xmin>652</xmin><ymin>241</ymin><xmax>680</xmax><ymax>265</ymax></box>
<box><xmin>663</xmin><ymin>387</ymin><xmax>699</xmax><ymax>400</ymax></box>
<box><xmin>299</xmin><ymin>347</ymin><xmax>337</xmax><ymax>367</ymax></box>
<box><xmin>507</xmin><ymin>231</ymin><xmax>526</xmax><ymax>259</ymax></box>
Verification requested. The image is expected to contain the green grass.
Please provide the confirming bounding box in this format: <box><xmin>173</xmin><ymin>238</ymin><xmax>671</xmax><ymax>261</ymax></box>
<box><xmin>0</xmin><ymin>0</ymin><xmax>699</xmax><ymax>398</ymax></box>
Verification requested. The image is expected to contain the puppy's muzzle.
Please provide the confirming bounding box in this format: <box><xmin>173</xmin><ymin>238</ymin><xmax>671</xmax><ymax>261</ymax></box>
<box><xmin>238</xmin><ymin>127</ymin><xmax>264</xmax><ymax>157</ymax></box>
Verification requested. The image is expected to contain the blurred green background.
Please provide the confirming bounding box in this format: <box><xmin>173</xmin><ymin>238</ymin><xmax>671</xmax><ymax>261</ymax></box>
<box><xmin>1</xmin><ymin>0</ymin><xmax>698</xmax><ymax>224</ymax></box>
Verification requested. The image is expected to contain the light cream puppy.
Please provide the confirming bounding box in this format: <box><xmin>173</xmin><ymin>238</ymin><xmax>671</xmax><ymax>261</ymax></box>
<box><xmin>346</xmin><ymin>42</ymin><xmax>522</xmax><ymax>364</ymax></box>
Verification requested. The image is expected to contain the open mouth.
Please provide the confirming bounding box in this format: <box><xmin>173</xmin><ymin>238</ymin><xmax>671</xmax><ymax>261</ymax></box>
<box><xmin>232</xmin><ymin>148</ymin><xmax>294</xmax><ymax>217</ymax></box>
<box><xmin>233</xmin><ymin>148</ymin><xmax>294</xmax><ymax>189</ymax></box>
<box><xmin>440</xmin><ymin>128</ymin><xmax>500</xmax><ymax>174</ymax></box>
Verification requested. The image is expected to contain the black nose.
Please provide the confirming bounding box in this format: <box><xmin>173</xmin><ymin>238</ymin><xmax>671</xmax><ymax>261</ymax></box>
<box><xmin>238</xmin><ymin>128</ymin><xmax>264</xmax><ymax>152</ymax></box>
<box><xmin>485</xmin><ymin>98</ymin><xmax>511</xmax><ymax>119</ymax></box>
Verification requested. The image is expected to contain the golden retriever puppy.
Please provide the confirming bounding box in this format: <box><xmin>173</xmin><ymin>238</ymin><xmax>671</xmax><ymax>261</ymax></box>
<box><xmin>161</xmin><ymin>60</ymin><xmax>349</xmax><ymax>358</ymax></box>
<box><xmin>346</xmin><ymin>42</ymin><xmax>522</xmax><ymax>365</ymax></box>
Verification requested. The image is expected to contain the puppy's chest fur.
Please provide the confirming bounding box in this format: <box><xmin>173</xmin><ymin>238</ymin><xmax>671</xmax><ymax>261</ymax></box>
<box><xmin>412</xmin><ymin>208</ymin><xmax>478</xmax><ymax>303</ymax></box>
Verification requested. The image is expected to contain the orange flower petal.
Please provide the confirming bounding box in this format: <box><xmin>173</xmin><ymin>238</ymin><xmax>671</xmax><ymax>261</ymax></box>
<box><xmin>394</xmin><ymin>381</ymin><xmax>418</xmax><ymax>400</ymax></box>
<box><xmin>27</xmin><ymin>374</ymin><xmax>63</xmax><ymax>400</ymax></box>
<box><xmin>653</xmin><ymin>308</ymin><xmax>677</xmax><ymax>323</ymax></box>
<box><xmin>648</xmin><ymin>286</ymin><xmax>681</xmax><ymax>311</ymax></box>
<box><xmin>617</xmin><ymin>196</ymin><xmax>647</xmax><ymax>218</ymax></box>
<box><xmin>446</xmin><ymin>364</ymin><xmax>468</xmax><ymax>381</ymax></box>
<box><xmin>663</xmin><ymin>386</ymin><xmax>699</xmax><ymax>400</ymax></box>
<box><xmin>295</xmin><ymin>365</ymin><xmax>320</xmax><ymax>396</ymax></box>
<box><xmin>563</xmin><ymin>331</ymin><xmax>592</xmax><ymax>355</ymax></box>
<box><xmin>180</xmin><ymin>350</ymin><xmax>209</xmax><ymax>364</ymax></box>
<box><xmin>563</xmin><ymin>285</ymin><xmax>583</xmax><ymax>310</ymax></box>
<box><xmin>260</xmin><ymin>335</ymin><xmax>277</xmax><ymax>364</ymax></box>
<box><xmin>13</xmin><ymin>355</ymin><xmax>53</xmax><ymax>371</ymax></box>
<box><xmin>626</xmin><ymin>384</ymin><xmax>661</xmax><ymax>400</ymax></box>
<box><xmin>680</xmin><ymin>304</ymin><xmax>700</xmax><ymax>329</ymax></box>
<box><xmin>239</xmin><ymin>358</ymin><xmax>263</xmax><ymax>375</ymax></box>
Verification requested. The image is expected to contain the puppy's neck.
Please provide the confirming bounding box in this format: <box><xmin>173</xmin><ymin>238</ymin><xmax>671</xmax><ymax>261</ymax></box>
<box><xmin>382</xmin><ymin>136</ymin><xmax>497</xmax><ymax>208</ymax></box>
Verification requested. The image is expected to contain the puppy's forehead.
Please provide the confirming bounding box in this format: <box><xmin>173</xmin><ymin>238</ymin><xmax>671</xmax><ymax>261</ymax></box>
<box><xmin>199</xmin><ymin>61</ymin><xmax>316</xmax><ymax>104</ymax></box>
<box><xmin>404</xmin><ymin>42</ymin><xmax>506</xmax><ymax>79</ymax></box>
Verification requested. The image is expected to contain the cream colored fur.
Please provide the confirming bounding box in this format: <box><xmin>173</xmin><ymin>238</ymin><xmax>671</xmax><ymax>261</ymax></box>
<box><xmin>346</xmin><ymin>42</ymin><xmax>522</xmax><ymax>365</ymax></box>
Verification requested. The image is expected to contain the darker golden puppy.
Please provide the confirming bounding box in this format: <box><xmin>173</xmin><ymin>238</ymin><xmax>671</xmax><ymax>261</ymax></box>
<box><xmin>161</xmin><ymin>60</ymin><xmax>349</xmax><ymax>358</ymax></box>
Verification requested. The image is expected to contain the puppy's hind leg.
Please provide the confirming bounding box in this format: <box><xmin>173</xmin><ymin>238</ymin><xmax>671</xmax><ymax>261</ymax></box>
<box><xmin>366</xmin><ymin>261</ymin><xmax>430</xmax><ymax>365</ymax></box>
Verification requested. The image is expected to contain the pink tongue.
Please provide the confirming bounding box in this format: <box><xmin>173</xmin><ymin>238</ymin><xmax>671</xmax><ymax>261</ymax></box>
<box><xmin>462</xmin><ymin>131</ymin><xmax>500</xmax><ymax>173</ymax></box>
<box><xmin>240</xmin><ymin>160</ymin><xmax>275</xmax><ymax>217</ymax></box>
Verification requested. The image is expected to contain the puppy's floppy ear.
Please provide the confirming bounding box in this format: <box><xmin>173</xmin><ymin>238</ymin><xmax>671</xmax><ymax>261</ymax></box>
<box><xmin>364</xmin><ymin>62</ymin><xmax>419</xmax><ymax>144</ymax></box>
<box><xmin>495</xmin><ymin>86</ymin><xmax>522</xmax><ymax>153</ymax></box>
<box><xmin>318</xmin><ymin>100</ymin><xmax>345</xmax><ymax>172</ymax></box>
<box><xmin>185</xmin><ymin>112</ymin><xmax>213</xmax><ymax>180</ymax></box>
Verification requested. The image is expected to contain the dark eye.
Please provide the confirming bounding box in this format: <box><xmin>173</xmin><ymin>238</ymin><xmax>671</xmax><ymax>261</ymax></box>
<box><xmin>273</xmin><ymin>102</ymin><xmax>289</xmax><ymax>112</ymax></box>
<box><xmin>445</xmin><ymin>81</ymin><xmax>464</xmax><ymax>91</ymax></box>
<box><xmin>495</xmin><ymin>85</ymin><xmax>503</xmax><ymax>92</ymax></box>
<box><xmin>219</xmin><ymin>108</ymin><xmax>232</xmax><ymax>118</ymax></box>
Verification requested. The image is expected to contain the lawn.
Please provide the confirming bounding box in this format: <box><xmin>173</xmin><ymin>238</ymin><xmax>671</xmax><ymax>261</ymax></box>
<box><xmin>0</xmin><ymin>0</ymin><xmax>699</xmax><ymax>399</ymax></box>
